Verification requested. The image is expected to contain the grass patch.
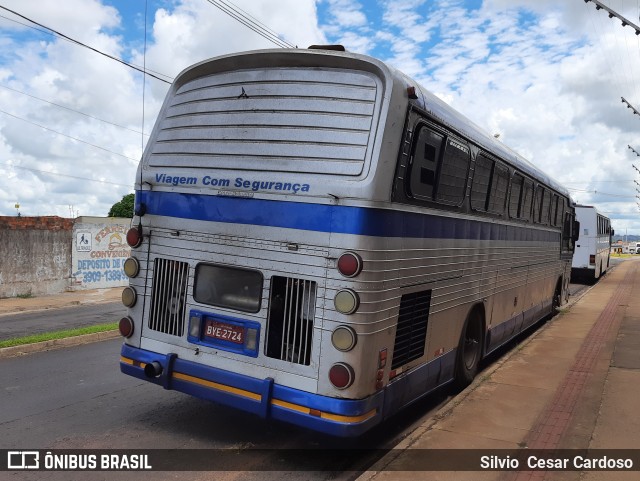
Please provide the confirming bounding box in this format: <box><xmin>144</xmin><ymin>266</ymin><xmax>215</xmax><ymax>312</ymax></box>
<box><xmin>16</xmin><ymin>290</ymin><xmax>33</xmax><ymax>299</ymax></box>
<box><xmin>0</xmin><ymin>322</ymin><xmax>118</xmax><ymax>349</ymax></box>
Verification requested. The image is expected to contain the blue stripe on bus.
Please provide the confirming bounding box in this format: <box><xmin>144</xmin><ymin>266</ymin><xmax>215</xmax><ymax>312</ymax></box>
<box><xmin>137</xmin><ymin>190</ymin><xmax>560</xmax><ymax>243</ymax></box>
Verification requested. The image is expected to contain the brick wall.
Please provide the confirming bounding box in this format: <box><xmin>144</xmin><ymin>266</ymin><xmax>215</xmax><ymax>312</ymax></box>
<box><xmin>0</xmin><ymin>216</ymin><xmax>74</xmax><ymax>231</ymax></box>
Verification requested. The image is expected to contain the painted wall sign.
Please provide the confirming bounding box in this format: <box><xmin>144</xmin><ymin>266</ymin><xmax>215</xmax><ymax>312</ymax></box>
<box><xmin>71</xmin><ymin>218</ymin><xmax>131</xmax><ymax>290</ymax></box>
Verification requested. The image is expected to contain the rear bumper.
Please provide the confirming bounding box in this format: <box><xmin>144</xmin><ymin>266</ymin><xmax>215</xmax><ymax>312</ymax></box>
<box><xmin>120</xmin><ymin>344</ymin><xmax>383</xmax><ymax>437</ymax></box>
<box><xmin>570</xmin><ymin>267</ymin><xmax>596</xmax><ymax>282</ymax></box>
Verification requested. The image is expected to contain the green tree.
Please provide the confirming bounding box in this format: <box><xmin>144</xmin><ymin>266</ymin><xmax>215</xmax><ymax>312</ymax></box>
<box><xmin>108</xmin><ymin>193</ymin><xmax>135</xmax><ymax>218</ymax></box>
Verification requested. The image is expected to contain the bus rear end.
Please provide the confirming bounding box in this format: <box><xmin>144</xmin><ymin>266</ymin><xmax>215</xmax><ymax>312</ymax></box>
<box><xmin>118</xmin><ymin>48</ymin><xmax>401</xmax><ymax>436</ymax></box>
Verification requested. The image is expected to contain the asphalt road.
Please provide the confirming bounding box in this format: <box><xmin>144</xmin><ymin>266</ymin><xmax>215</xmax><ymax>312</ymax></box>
<box><xmin>0</xmin><ymin>336</ymin><xmax>450</xmax><ymax>481</ymax></box>
<box><xmin>0</xmin><ymin>261</ymin><xmax>624</xmax><ymax>479</ymax></box>
<box><xmin>0</xmin><ymin>302</ymin><xmax>125</xmax><ymax>340</ymax></box>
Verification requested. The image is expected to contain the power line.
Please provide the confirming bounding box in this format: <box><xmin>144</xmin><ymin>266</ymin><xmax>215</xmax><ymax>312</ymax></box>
<box><xmin>0</xmin><ymin>12</ymin><xmax>53</xmax><ymax>37</ymax></box>
<box><xmin>0</xmin><ymin>5</ymin><xmax>172</xmax><ymax>84</ymax></box>
<box><xmin>0</xmin><ymin>84</ymin><xmax>148</xmax><ymax>136</ymax></box>
<box><xmin>566</xmin><ymin>187</ymin><xmax>636</xmax><ymax>198</ymax></box>
<box><xmin>0</xmin><ymin>108</ymin><xmax>138</xmax><ymax>161</ymax></box>
<box><xmin>1</xmin><ymin>162</ymin><xmax>132</xmax><ymax>187</ymax></box>
<box><xmin>204</xmin><ymin>0</ymin><xmax>296</xmax><ymax>48</ymax></box>
<box><xmin>563</xmin><ymin>180</ymin><xmax>635</xmax><ymax>183</ymax></box>
<box><xmin>0</xmin><ymin>12</ymin><xmax>172</xmax><ymax>82</ymax></box>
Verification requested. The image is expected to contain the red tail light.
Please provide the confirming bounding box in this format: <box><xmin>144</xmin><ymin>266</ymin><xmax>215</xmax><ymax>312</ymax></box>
<box><xmin>329</xmin><ymin>363</ymin><xmax>355</xmax><ymax>389</ymax></box>
<box><xmin>119</xmin><ymin>316</ymin><xmax>134</xmax><ymax>338</ymax></box>
<box><xmin>126</xmin><ymin>227</ymin><xmax>142</xmax><ymax>248</ymax></box>
<box><xmin>589</xmin><ymin>255</ymin><xmax>595</xmax><ymax>265</ymax></box>
<box><xmin>337</xmin><ymin>252</ymin><xmax>362</xmax><ymax>277</ymax></box>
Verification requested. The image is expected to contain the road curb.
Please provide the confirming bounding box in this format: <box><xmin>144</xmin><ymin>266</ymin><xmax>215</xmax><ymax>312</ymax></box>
<box><xmin>0</xmin><ymin>330</ymin><xmax>120</xmax><ymax>359</ymax></box>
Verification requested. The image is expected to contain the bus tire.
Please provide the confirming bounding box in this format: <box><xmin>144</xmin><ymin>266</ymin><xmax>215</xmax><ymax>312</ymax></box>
<box><xmin>453</xmin><ymin>309</ymin><xmax>483</xmax><ymax>391</ymax></box>
<box><xmin>552</xmin><ymin>279</ymin><xmax>562</xmax><ymax>314</ymax></box>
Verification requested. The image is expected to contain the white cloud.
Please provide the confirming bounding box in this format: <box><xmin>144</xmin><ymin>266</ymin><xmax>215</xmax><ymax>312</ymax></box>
<box><xmin>318</xmin><ymin>0</ymin><xmax>640</xmax><ymax>231</ymax></box>
<box><xmin>0</xmin><ymin>0</ymin><xmax>325</xmax><ymax>218</ymax></box>
<box><xmin>0</xmin><ymin>0</ymin><xmax>639</xmax><ymax>233</ymax></box>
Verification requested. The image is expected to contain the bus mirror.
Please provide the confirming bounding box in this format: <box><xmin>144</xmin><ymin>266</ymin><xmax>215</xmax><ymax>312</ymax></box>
<box><xmin>572</xmin><ymin>220</ymin><xmax>580</xmax><ymax>243</ymax></box>
<box><xmin>611</xmin><ymin>229</ymin><xmax>615</xmax><ymax>237</ymax></box>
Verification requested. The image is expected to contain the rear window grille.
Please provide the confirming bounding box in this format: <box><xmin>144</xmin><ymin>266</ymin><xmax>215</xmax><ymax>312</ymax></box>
<box><xmin>265</xmin><ymin>276</ymin><xmax>316</xmax><ymax>365</ymax></box>
<box><xmin>391</xmin><ymin>290</ymin><xmax>432</xmax><ymax>370</ymax></box>
<box><xmin>149</xmin><ymin>258</ymin><xmax>189</xmax><ymax>337</ymax></box>
<box><xmin>148</xmin><ymin>68</ymin><xmax>378</xmax><ymax>176</ymax></box>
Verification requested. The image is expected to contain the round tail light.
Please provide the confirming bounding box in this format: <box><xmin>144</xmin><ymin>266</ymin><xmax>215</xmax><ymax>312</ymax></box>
<box><xmin>337</xmin><ymin>252</ymin><xmax>362</xmax><ymax>277</ymax></box>
<box><xmin>329</xmin><ymin>363</ymin><xmax>355</xmax><ymax>389</ymax></box>
<box><xmin>126</xmin><ymin>227</ymin><xmax>142</xmax><ymax>248</ymax></box>
<box><xmin>119</xmin><ymin>316</ymin><xmax>134</xmax><ymax>338</ymax></box>
<box><xmin>121</xmin><ymin>287</ymin><xmax>137</xmax><ymax>307</ymax></box>
<box><xmin>123</xmin><ymin>257</ymin><xmax>140</xmax><ymax>278</ymax></box>
<box><xmin>331</xmin><ymin>326</ymin><xmax>357</xmax><ymax>351</ymax></box>
<box><xmin>334</xmin><ymin>289</ymin><xmax>359</xmax><ymax>314</ymax></box>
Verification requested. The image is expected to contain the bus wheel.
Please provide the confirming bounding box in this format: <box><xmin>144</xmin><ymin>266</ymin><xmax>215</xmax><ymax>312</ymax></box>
<box><xmin>552</xmin><ymin>280</ymin><xmax>562</xmax><ymax>313</ymax></box>
<box><xmin>453</xmin><ymin>310</ymin><xmax>483</xmax><ymax>390</ymax></box>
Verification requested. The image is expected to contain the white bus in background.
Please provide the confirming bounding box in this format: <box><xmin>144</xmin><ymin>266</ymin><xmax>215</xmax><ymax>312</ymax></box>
<box><xmin>571</xmin><ymin>205</ymin><xmax>613</xmax><ymax>282</ymax></box>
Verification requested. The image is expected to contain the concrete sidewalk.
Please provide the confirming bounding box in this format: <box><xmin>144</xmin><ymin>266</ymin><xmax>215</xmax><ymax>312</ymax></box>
<box><xmin>359</xmin><ymin>257</ymin><xmax>640</xmax><ymax>481</ymax></box>
<box><xmin>0</xmin><ymin>287</ymin><xmax>122</xmax><ymax>317</ymax></box>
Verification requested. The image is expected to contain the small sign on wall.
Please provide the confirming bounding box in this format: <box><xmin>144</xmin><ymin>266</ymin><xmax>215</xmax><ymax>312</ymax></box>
<box><xmin>76</xmin><ymin>232</ymin><xmax>92</xmax><ymax>252</ymax></box>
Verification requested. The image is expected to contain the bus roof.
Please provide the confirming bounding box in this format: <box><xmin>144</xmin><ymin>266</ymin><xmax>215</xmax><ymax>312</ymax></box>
<box><xmin>170</xmin><ymin>48</ymin><xmax>572</xmax><ymax>199</ymax></box>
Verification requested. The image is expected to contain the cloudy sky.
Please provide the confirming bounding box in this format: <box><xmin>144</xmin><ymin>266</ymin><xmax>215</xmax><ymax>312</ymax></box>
<box><xmin>1</xmin><ymin>0</ymin><xmax>640</xmax><ymax>233</ymax></box>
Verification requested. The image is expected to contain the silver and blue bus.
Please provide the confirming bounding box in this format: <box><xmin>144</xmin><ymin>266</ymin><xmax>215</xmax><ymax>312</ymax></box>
<box><xmin>118</xmin><ymin>46</ymin><xmax>578</xmax><ymax>437</ymax></box>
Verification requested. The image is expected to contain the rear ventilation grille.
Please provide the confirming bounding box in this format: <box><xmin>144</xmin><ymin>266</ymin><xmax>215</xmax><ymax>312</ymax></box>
<box><xmin>391</xmin><ymin>289</ymin><xmax>431</xmax><ymax>370</ymax></box>
<box><xmin>148</xmin><ymin>68</ymin><xmax>378</xmax><ymax>176</ymax></box>
<box><xmin>148</xmin><ymin>258</ymin><xmax>189</xmax><ymax>337</ymax></box>
<box><xmin>265</xmin><ymin>276</ymin><xmax>316</xmax><ymax>365</ymax></box>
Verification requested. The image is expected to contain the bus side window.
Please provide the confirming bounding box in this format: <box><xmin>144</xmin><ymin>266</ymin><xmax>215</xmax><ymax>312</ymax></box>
<box><xmin>409</xmin><ymin>126</ymin><xmax>445</xmax><ymax>200</ymax></box>
<box><xmin>436</xmin><ymin>138</ymin><xmax>471</xmax><ymax>205</ymax></box>
<box><xmin>551</xmin><ymin>194</ymin><xmax>559</xmax><ymax>227</ymax></box>
<box><xmin>542</xmin><ymin>190</ymin><xmax>551</xmax><ymax>225</ymax></box>
<box><xmin>488</xmin><ymin>163</ymin><xmax>509</xmax><ymax>215</ymax></box>
<box><xmin>520</xmin><ymin>179</ymin><xmax>534</xmax><ymax>221</ymax></box>
<box><xmin>470</xmin><ymin>154</ymin><xmax>493</xmax><ymax>211</ymax></box>
<box><xmin>557</xmin><ymin>198</ymin><xmax>566</xmax><ymax>227</ymax></box>
<box><xmin>534</xmin><ymin>185</ymin><xmax>544</xmax><ymax>223</ymax></box>
<box><xmin>509</xmin><ymin>173</ymin><xmax>523</xmax><ymax>219</ymax></box>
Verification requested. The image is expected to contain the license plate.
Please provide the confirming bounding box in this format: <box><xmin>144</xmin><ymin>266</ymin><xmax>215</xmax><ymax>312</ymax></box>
<box><xmin>203</xmin><ymin>320</ymin><xmax>244</xmax><ymax>344</ymax></box>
